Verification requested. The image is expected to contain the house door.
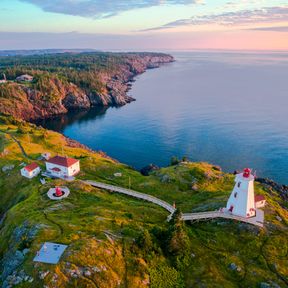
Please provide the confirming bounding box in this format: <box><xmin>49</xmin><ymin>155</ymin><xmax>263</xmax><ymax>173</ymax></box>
<box><xmin>229</xmin><ymin>205</ymin><xmax>234</xmax><ymax>212</ymax></box>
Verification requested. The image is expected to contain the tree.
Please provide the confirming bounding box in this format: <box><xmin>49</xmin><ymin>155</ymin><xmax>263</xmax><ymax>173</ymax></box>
<box><xmin>182</xmin><ymin>156</ymin><xmax>188</xmax><ymax>162</ymax></box>
<box><xmin>168</xmin><ymin>209</ymin><xmax>190</xmax><ymax>258</ymax></box>
<box><xmin>136</xmin><ymin>229</ymin><xmax>154</xmax><ymax>256</ymax></box>
<box><xmin>169</xmin><ymin>208</ymin><xmax>182</xmax><ymax>227</ymax></box>
<box><xmin>170</xmin><ymin>156</ymin><xmax>180</xmax><ymax>166</ymax></box>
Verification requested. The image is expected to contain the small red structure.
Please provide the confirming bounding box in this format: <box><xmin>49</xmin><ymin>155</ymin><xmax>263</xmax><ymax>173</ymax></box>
<box><xmin>47</xmin><ymin>186</ymin><xmax>70</xmax><ymax>200</ymax></box>
<box><xmin>243</xmin><ymin>168</ymin><xmax>251</xmax><ymax>178</ymax></box>
<box><xmin>55</xmin><ymin>187</ymin><xmax>64</xmax><ymax>197</ymax></box>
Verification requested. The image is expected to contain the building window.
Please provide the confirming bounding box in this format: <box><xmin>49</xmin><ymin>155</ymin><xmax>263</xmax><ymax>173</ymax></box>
<box><xmin>234</xmin><ymin>192</ymin><xmax>238</xmax><ymax>198</ymax></box>
<box><xmin>237</xmin><ymin>182</ymin><xmax>241</xmax><ymax>188</ymax></box>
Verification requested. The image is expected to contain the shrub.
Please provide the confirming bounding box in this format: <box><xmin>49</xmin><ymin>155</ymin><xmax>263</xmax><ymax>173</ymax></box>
<box><xmin>149</xmin><ymin>264</ymin><xmax>184</xmax><ymax>288</ymax></box>
<box><xmin>182</xmin><ymin>156</ymin><xmax>188</xmax><ymax>162</ymax></box>
<box><xmin>171</xmin><ymin>156</ymin><xmax>180</xmax><ymax>166</ymax></box>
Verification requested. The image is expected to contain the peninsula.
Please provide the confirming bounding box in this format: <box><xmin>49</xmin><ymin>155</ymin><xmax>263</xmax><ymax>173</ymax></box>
<box><xmin>0</xmin><ymin>116</ymin><xmax>287</xmax><ymax>288</ymax></box>
<box><xmin>0</xmin><ymin>52</ymin><xmax>174</xmax><ymax>121</ymax></box>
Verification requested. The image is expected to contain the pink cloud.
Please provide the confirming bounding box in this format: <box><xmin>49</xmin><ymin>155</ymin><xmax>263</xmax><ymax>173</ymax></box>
<box><xmin>142</xmin><ymin>6</ymin><xmax>288</xmax><ymax>31</ymax></box>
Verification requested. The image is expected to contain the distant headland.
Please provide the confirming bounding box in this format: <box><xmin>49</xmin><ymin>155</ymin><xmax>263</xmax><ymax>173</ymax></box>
<box><xmin>0</xmin><ymin>51</ymin><xmax>174</xmax><ymax>121</ymax></box>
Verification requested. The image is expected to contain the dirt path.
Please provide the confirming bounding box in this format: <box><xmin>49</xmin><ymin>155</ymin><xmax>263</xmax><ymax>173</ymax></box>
<box><xmin>10</xmin><ymin>134</ymin><xmax>31</xmax><ymax>159</ymax></box>
<box><xmin>43</xmin><ymin>211</ymin><xmax>64</xmax><ymax>241</ymax></box>
<box><xmin>0</xmin><ymin>130</ymin><xmax>31</xmax><ymax>159</ymax></box>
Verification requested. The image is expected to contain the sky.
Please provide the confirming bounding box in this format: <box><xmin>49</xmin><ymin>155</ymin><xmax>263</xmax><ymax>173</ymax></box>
<box><xmin>0</xmin><ymin>0</ymin><xmax>287</xmax><ymax>51</ymax></box>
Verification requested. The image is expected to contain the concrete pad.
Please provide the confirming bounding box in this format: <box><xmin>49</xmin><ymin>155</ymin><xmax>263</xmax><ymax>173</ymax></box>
<box><xmin>33</xmin><ymin>242</ymin><xmax>68</xmax><ymax>264</ymax></box>
<box><xmin>255</xmin><ymin>209</ymin><xmax>265</xmax><ymax>225</ymax></box>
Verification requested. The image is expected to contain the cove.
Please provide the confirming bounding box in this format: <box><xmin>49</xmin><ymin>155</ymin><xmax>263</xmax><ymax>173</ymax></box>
<box><xmin>38</xmin><ymin>51</ymin><xmax>288</xmax><ymax>184</ymax></box>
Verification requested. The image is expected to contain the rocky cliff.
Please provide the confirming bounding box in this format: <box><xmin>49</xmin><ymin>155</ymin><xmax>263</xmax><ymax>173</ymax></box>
<box><xmin>0</xmin><ymin>53</ymin><xmax>174</xmax><ymax>121</ymax></box>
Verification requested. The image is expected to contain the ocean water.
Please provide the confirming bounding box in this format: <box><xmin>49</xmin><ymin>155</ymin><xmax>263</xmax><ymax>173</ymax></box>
<box><xmin>39</xmin><ymin>51</ymin><xmax>288</xmax><ymax>184</ymax></box>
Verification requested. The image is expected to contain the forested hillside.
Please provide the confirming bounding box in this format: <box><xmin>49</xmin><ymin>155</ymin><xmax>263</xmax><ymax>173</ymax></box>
<box><xmin>0</xmin><ymin>52</ymin><xmax>173</xmax><ymax>120</ymax></box>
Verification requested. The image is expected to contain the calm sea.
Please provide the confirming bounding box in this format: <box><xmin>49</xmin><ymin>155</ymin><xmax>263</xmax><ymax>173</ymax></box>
<box><xmin>39</xmin><ymin>51</ymin><xmax>288</xmax><ymax>184</ymax></box>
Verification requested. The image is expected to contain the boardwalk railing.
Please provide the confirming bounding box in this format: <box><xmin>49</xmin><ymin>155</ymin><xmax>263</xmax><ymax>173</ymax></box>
<box><xmin>182</xmin><ymin>211</ymin><xmax>264</xmax><ymax>227</ymax></box>
<box><xmin>84</xmin><ymin>180</ymin><xmax>264</xmax><ymax>228</ymax></box>
<box><xmin>84</xmin><ymin>180</ymin><xmax>175</xmax><ymax>214</ymax></box>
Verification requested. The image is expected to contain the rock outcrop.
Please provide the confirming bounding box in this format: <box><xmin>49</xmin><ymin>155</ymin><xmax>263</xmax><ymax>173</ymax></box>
<box><xmin>256</xmin><ymin>178</ymin><xmax>288</xmax><ymax>201</ymax></box>
<box><xmin>140</xmin><ymin>164</ymin><xmax>160</xmax><ymax>176</ymax></box>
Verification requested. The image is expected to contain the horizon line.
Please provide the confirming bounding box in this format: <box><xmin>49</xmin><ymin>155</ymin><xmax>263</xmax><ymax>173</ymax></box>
<box><xmin>0</xmin><ymin>48</ymin><xmax>288</xmax><ymax>53</ymax></box>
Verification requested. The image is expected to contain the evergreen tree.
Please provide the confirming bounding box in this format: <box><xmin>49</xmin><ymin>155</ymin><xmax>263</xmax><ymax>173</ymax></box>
<box><xmin>136</xmin><ymin>229</ymin><xmax>154</xmax><ymax>256</ymax></box>
<box><xmin>168</xmin><ymin>209</ymin><xmax>190</xmax><ymax>257</ymax></box>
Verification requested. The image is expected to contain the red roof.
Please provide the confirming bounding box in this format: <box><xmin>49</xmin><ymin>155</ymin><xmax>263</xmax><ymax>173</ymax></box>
<box><xmin>255</xmin><ymin>195</ymin><xmax>265</xmax><ymax>202</ymax></box>
<box><xmin>25</xmin><ymin>162</ymin><xmax>39</xmax><ymax>172</ymax></box>
<box><xmin>47</xmin><ymin>156</ymin><xmax>79</xmax><ymax>168</ymax></box>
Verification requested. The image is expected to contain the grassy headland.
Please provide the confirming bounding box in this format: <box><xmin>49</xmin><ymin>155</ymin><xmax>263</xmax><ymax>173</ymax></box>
<box><xmin>0</xmin><ymin>116</ymin><xmax>287</xmax><ymax>288</ymax></box>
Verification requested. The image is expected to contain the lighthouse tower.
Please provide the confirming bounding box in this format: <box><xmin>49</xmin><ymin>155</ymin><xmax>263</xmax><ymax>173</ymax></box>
<box><xmin>226</xmin><ymin>168</ymin><xmax>256</xmax><ymax>218</ymax></box>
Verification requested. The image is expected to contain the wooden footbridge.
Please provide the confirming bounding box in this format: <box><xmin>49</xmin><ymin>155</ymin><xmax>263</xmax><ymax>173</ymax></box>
<box><xmin>84</xmin><ymin>180</ymin><xmax>264</xmax><ymax>228</ymax></box>
<box><xmin>84</xmin><ymin>180</ymin><xmax>175</xmax><ymax>213</ymax></box>
<box><xmin>182</xmin><ymin>210</ymin><xmax>264</xmax><ymax>227</ymax></box>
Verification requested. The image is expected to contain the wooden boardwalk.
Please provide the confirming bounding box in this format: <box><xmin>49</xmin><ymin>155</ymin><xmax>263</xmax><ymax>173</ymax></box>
<box><xmin>182</xmin><ymin>210</ymin><xmax>264</xmax><ymax>227</ymax></box>
<box><xmin>85</xmin><ymin>180</ymin><xmax>264</xmax><ymax>228</ymax></box>
<box><xmin>84</xmin><ymin>180</ymin><xmax>175</xmax><ymax>213</ymax></box>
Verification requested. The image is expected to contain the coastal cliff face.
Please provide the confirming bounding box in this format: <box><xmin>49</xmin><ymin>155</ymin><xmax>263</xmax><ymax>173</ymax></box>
<box><xmin>0</xmin><ymin>53</ymin><xmax>173</xmax><ymax>121</ymax></box>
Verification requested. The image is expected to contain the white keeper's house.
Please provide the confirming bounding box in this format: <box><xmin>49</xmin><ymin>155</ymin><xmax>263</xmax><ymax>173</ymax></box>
<box><xmin>21</xmin><ymin>162</ymin><xmax>41</xmax><ymax>179</ymax></box>
<box><xmin>16</xmin><ymin>74</ymin><xmax>34</xmax><ymax>82</ymax></box>
<box><xmin>45</xmin><ymin>156</ymin><xmax>80</xmax><ymax>179</ymax></box>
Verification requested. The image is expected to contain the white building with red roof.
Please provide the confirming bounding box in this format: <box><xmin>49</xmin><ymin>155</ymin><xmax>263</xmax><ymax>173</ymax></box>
<box><xmin>45</xmin><ymin>156</ymin><xmax>80</xmax><ymax>179</ymax></box>
<box><xmin>255</xmin><ymin>195</ymin><xmax>266</xmax><ymax>208</ymax></box>
<box><xmin>16</xmin><ymin>74</ymin><xmax>33</xmax><ymax>82</ymax></box>
<box><xmin>21</xmin><ymin>162</ymin><xmax>41</xmax><ymax>179</ymax></box>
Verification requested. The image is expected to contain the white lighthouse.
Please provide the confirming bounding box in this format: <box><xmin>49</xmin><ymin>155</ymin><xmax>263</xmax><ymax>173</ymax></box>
<box><xmin>226</xmin><ymin>168</ymin><xmax>256</xmax><ymax>218</ymax></box>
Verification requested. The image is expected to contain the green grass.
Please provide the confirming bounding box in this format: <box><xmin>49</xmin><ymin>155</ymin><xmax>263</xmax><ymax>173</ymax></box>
<box><xmin>0</xmin><ymin>134</ymin><xmax>6</xmax><ymax>152</ymax></box>
<box><xmin>0</xmin><ymin>118</ymin><xmax>287</xmax><ymax>288</ymax></box>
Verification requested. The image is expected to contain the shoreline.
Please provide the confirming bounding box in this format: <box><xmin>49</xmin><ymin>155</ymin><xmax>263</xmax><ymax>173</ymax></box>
<box><xmin>2</xmin><ymin>52</ymin><xmax>287</xmax><ymax>192</ymax></box>
<box><xmin>46</xmin><ymin>124</ymin><xmax>288</xmax><ymax>199</ymax></box>
<box><xmin>32</xmin><ymin>56</ymin><xmax>174</xmax><ymax>121</ymax></box>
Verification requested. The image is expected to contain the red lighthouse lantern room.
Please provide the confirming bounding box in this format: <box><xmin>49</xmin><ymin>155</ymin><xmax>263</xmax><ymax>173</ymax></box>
<box><xmin>243</xmin><ymin>168</ymin><xmax>251</xmax><ymax>178</ymax></box>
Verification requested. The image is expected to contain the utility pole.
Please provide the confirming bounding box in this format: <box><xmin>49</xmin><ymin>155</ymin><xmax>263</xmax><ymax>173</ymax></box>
<box><xmin>128</xmin><ymin>176</ymin><xmax>131</xmax><ymax>190</ymax></box>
